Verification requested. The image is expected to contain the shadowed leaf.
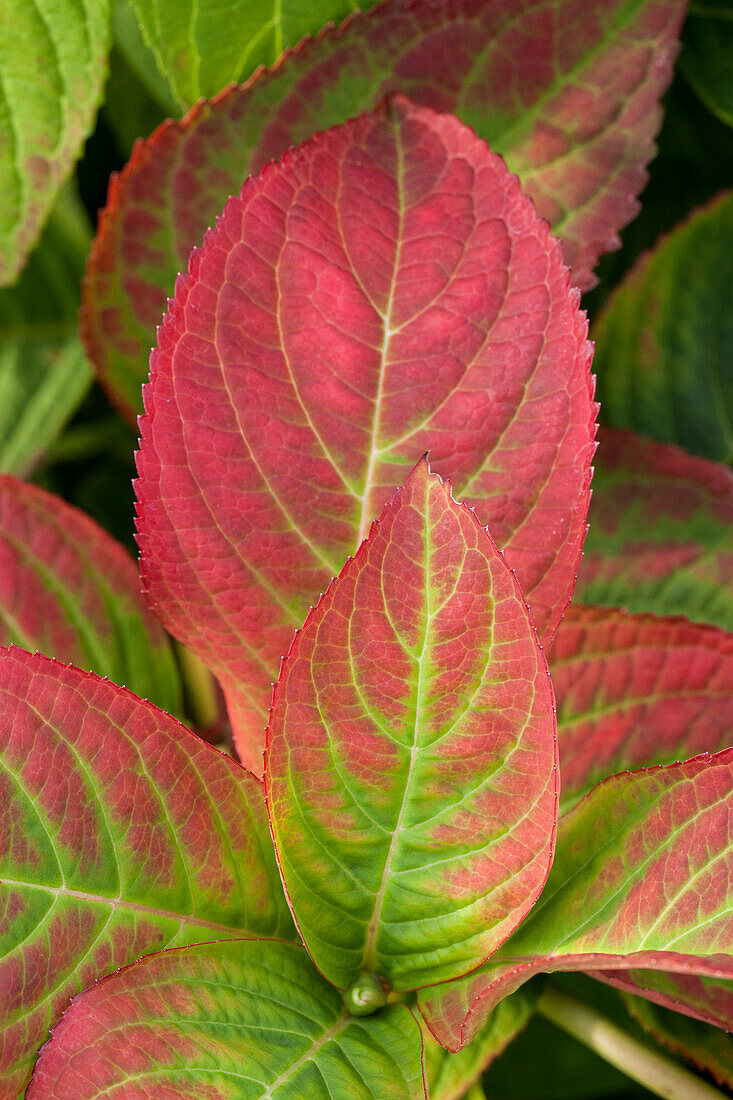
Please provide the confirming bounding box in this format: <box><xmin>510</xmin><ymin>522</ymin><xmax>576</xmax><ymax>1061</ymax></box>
<box><xmin>593</xmin><ymin>192</ymin><xmax>733</xmax><ymax>464</ymax></box>
<box><xmin>0</xmin><ymin>649</ymin><xmax>292</xmax><ymax>1098</ymax></box>
<box><xmin>266</xmin><ymin>459</ymin><xmax>558</xmax><ymax>992</ymax></box>
<box><xmin>575</xmin><ymin>429</ymin><xmax>733</xmax><ymax>632</ymax></box>
<box><xmin>135</xmin><ymin>96</ymin><xmax>594</xmax><ymax>771</ymax></box>
<box><xmin>0</xmin><ymin>0</ymin><xmax>109</xmax><ymax>286</ymax></box>
<box><xmin>27</xmin><ymin>940</ymin><xmax>426</xmax><ymax>1099</ymax></box>
<box><xmin>550</xmin><ymin>605</ymin><xmax>733</xmax><ymax>809</ymax></box>
<box><xmin>621</xmin><ymin>981</ymin><xmax>733</xmax><ymax>1088</ymax></box>
<box><xmin>680</xmin><ymin>5</ymin><xmax>733</xmax><ymax>129</ymax></box>
<box><xmin>83</xmin><ymin>0</ymin><xmax>684</xmax><ymax>416</ymax></box>
<box><xmin>0</xmin><ymin>475</ymin><xmax>182</xmax><ymax>715</ymax></box>
<box><xmin>418</xmin><ymin>751</ymin><xmax>733</xmax><ymax>1050</ymax></box>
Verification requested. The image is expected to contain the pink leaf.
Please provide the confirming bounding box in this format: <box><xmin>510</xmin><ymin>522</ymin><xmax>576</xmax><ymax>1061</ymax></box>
<box><xmin>0</xmin><ymin>648</ymin><xmax>292</xmax><ymax>1099</ymax></box>
<box><xmin>136</xmin><ymin>96</ymin><xmax>595</xmax><ymax>773</ymax></box>
<box><xmin>418</xmin><ymin>751</ymin><xmax>733</xmax><ymax>1051</ymax></box>
<box><xmin>265</xmin><ymin>459</ymin><xmax>558</xmax><ymax>992</ymax></box>
<box><xmin>83</xmin><ymin>0</ymin><xmax>685</xmax><ymax>418</ymax></box>
<box><xmin>550</xmin><ymin>604</ymin><xmax>733</xmax><ymax>807</ymax></box>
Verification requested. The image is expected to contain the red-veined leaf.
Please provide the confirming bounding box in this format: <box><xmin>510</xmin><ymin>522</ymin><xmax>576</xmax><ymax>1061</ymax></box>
<box><xmin>265</xmin><ymin>459</ymin><xmax>558</xmax><ymax>993</ymax></box>
<box><xmin>83</xmin><ymin>0</ymin><xmax>684</xmax><ymax>417</ymax></box>
<box><xmin>621</xmin><ymin>981</ymin><xmax>733</xmax><ymax>1088</ymax></box>
<box><xmin>418</xmin><ymin>751</ymin><xmax>733</xmax><ymax>1051</ymax></box>
<box><xmin>0</xmin><ymin>648</ymin><xmax>292</xmax><ymax>1100</ymax></box>
<box><xmin>0</xmin><ymin>474</ymin><xmax>181</xmax><ymax>715</ymax></box>
<box><xmin>27</xmin><ymin>940</ymin><xmax>427</xmax><ymax>1099</ymax></box>
<box><xmin>594</xmin><ymin>970</ymin><xmax>733</xmax><ymax>1034</ymax></box>
<box><xmin>575</xmin><ymin>428</ymin><xmax>733</xmax><ymax>632</ymax></box>
<box><xmin>550</xmin><ymin>605</ymin><xmax>733</xmax><ymax>808</ymax></box>
<box><xmin>136</xmin><ymin>95</ymin><xmax>594</xmax><ymax>773</ymax></box>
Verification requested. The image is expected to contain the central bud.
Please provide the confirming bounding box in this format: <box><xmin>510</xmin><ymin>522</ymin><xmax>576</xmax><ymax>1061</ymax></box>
<box><xmin>344</xmin><ymin>972</ymin><xmax>389</xmax><ymax>1017</ymax></box>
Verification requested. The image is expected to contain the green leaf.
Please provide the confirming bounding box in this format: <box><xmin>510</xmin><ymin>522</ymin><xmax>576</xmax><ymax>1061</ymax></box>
<box><xmin>0</xmin><ymin>0</ymin><xmax>110</xmax><ymax>285</ymax></box>
<box><xmin>0</xmin><ymin>648</ymin><xmax>293</xmax><ymax>1097</ymax></box>
<box><xmin>680</xmin><ymin>4</ymin><xmax>733</xmax><ymax>129</ymax></box>
<box><xmin>0</xmin><ymin>185</ymin><xmax>93</xmax><ymax>475</ymax></box>
<box><xmin>575</xmin><ymin>429</ymin><xmax>733</xmax><ymax>631</ymax></box>
<box><xmin>424</xmin><ymin>988</ymin><xmax>538</xmax><ymax>1100</ymax></box>
<box><xmin>27</xmin><ymin>940</ymin><xmax>426</xmax><ymax>1098</ymax></box>
<box><xmin>419</xmin><ymin>750</ymin><xmax>733</xmax><ymax>1050</ymax></box>
<box><xmin>622</xmin><ymin>986</ymin><xmax>733</xmax><ymax>1088</ymax></box>
<box><xmin>266</xmin><ymin>460</ymin><xmax>558</xmax><ymax>993</ymax></box>
<box><xmin>111</xmin><ymin>0</ymin><xmax>180</xmax><ymax>115</ymax></box>
<box><xmin>593</xmin><ymin>192</ymin><xmax>733</xmax><ymax>464</ymax></box>
<box><xmin>127</xmin><ymin>0</ymin><xmax>383</xmax><ymax>109</ymax></box>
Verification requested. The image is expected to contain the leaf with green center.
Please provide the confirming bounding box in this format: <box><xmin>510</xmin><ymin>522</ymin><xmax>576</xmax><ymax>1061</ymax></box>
<box><xmin>0</xmin><ymin>475</ymin><xmax>182</xmax><ymax>715</ymax></box>
<box><xmin>126</xmin><ymin>0</ymin><xmax>384</xmax><ymax>109</ymax></box>
<box><xmin>0</xmin><ymin>0</ymin><xmax>109</xmax><ymax>286</ymax></box>
<box><xmin>27</xmin><ymin>940</ymin><xmax>426</xmax><ymax>1099</ymax></box>
<box><xmin>593</xmin><ymin>191</ymin><xmax>733</xmax><ymax>463</ymax></box>
<box><xmin>621</xmin><ymin>983</ymin><xmax>733</xmax><ymax>1088</ymax></box>
<box><xmin>135</xmin><ymin>96</ymin><xmax>594</xmax><ymax>772</ymax></box>
<box><xmin>265</xmin><ymin>459</ymin><xmax>558</xmax><ymax>993</ymax></box>
<box><xmin>83</xmin><ymin>0</ymin><xmax>685</xmax><ymax>417</ymax></box>
<box><xmin>424</xmin><ymin>987</ymin><xmax>539</xmax><ymax>1100</ymax></box>
<box><xmin>418</xmin><ymin>750</ymin><xmax>733</xmax><ymax>1050</ymax></box>
<box><xmin>679</xmin><ymin>4</ymin><xmax>733</xmax><ymax>130</ymax></box>
<box><xmin>0</xmin><ymin>648</ymin><xmax>293</xmax><ymax>1098</ymax></box>
<box><xmin>575</xmin><ymin>429</ymin><xmax>733</xmax><ymax>632</ymax></box>
<box><xmin>0</xmin><ymin>186</ymin><xmax>93</xmax><ymax>476</ymax></box>
<box><xmin>550</xmin><ymin>605</ymin><xmax>733</xmax><ymax>810</ymax></box>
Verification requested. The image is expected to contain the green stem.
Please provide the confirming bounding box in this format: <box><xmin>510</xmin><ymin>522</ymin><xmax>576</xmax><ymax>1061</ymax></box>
<box><xmin>537</xmin><ymin>984</ymin><xmax>726</xmax><ymax>1100</ymax></box>
<box><xmin>175</xmin><ymin>642</ymin><xmax>221</xmax><ymax>730</ymax></box>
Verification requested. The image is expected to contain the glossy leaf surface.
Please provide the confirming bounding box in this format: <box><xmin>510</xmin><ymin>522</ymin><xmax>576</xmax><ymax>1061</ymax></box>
<box><xmin>0</xmin><ymin>0</ymin><xmax>109</xmax><ymax>285</ymax></box>
<box><xmin>28</xmin><ymin>940</ymin><xmax>426</xmax><ymax>1099</ymax></box>
<box><xmin>593</xmin><ymin>191</ymin><xmax>733</xmax><ymax>463</ymax></box>
<box><xmin>550</xmin><ymin>605</ymin><xmax>733</xmax><ymax>809</ymax></box>
<box><xmin>680</xmin><ymin>5</ymin><xmax>733</xmax><ymax>130</ymax></box>
<box><xmin>266</xmin><ymin>460</ymin><xmax>558</xmax><ymax>992</ymax></box>
<box><xmin>419</xmin><ymin>751</ymin><xmax>733</xmax><ymax>1050</ymax></box>
<box><xmin>0</xmin><ymin>475</ymin><xmax>182</xmax><ymax>715</ymax></box>
<box><xmin>575</xmin><ymin>429</ymin><xmax>733</xmax><ymax>632</ymax></box>
<box><xmin>0</xmin><ymin>186</ymin><xmax>93</xmax><ymax>475</ymax></box>
<box><xmin>127</xmin><ymin>0</ymin><xmax>382</xmax><ymax>109</ymax></box>
<box><xmin>0</xmin><ymin>649</ymin><xmax>292</xmax><ymax>1098</ymax></box>
<box><xmin>622</xmin><ymin>985</ymin><xmax>733</xmax><ymax>1087</ymax></box>
<box><xmin>136</xmin><ymin>97</ymin><xmax>594</xmax><ymax>770</ymax></box>
<box><xmin>84</xmin><ymin>0</ymin><xmax>684</xmax><ymax>416</ymax></box>
<box><xmin>424</xmin><ymin>987</ymin><xmax>538</xmax><ymax>1100</ymax></box>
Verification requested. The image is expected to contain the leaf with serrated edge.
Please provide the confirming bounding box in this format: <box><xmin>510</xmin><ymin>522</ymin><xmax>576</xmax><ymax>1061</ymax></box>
<box><xmin>418</xmin><ymin>750</ymin><xmax>733</xmax><ymax>1051</ymax></box>
<box><xmin>424</xmin><ymin>986</ymin><xmax>539</xmax><ymax>1100</ymax></box>
<box><xmin>27</xmin><ymin>940</ymin><xmax>426</xmax><ymax>1099</ymax></box>
<box><xmin>550</xmin><ymin>605</ymin><xmax>733</xmax><ymax>809</ymax></box>
<box><xmin>595</xmin><ymin>969</ymin><xmax>733</xmax><ymax>1034</ymax></box>
<box><xmin>0</xmin><ymin>0</ymin><xmax>109</xmax><ymax>285</ymax></box>
<box><xmin>621</xmin><ymin>981</ymin><xmax>733</xmax><ymax>1087</ymax></box>
<box><xmin>0</xmin><ymin>649</ymin><xmax>293</xmax><ymax>1099</ymax></box>
<box><xmin>136</xmin><ymin>95</ymin><xmax>594</xmax><ymax>773</ymax></box>
<box><xmin>575</xmin><ymin>428</ymin><xmax>733</xmax><ymax>632</ymax></box>
<box><xmin>83</xmin><ymin>0</ymin><xmax>684</xmax><ymax>417</ymax></box>
<box><xmin>0</xmin><ymin>475</ymin><xmax>182</xmax><ymax>716</ymax></box>
<box><xmin>593</xmin><ymin>191</ymin><xmax>733</xmax><ymax>463</ymax></box>
<box><xmin>265</xmin><ymin>458</ymin><xmax>558</xmax><ymax>993</ymax></box>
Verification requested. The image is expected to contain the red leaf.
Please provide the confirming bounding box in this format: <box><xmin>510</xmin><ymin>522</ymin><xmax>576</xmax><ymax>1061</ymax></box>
<box><xmin>550</xmin><ymin>605</ymin><xmax>733</xmax><ymax>806</ymax></box>
<box><xmin>575</xmin><ymin>428</ymin><xmax>733</xmax><ymax>632</ymax></box>
<box><xmin>0</xmin><ymin>648</ymin><xmax>291</xmax><ymax>1098</ymax></box>
<box><xmin>136</xmin><ymin>96</ymin><xmax>595</xmax><ymax>773</ymax></box>
<box><xmin>265</xmin><ymin>459</ymin><xmax>558</xmax><ymax>992</ymax></box>
<box><xmin>594</xmin><ymin>970</ymin><xmax>733</xmax><ymax>1033</ymax></box>
<box><xmin>0</xmin><ymin>474</ymin><xmax>181</xmax><ymax>714</ymax></box>
<box><xmin>83</xmin><ymin>0</ymin><xmax>684</xmax><ymax>418</ymax></box>
<box><xmin>418</xmin><ymin>750</ymin><xmax>733</xmax><ymax>1051</ymax></box>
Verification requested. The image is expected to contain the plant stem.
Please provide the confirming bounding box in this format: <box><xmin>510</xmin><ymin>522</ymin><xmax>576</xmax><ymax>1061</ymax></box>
<box><xmin>536</xmin><ymin>984</ymin><xmax>727</xmax><ymax>1100</ymax></box>
<box><xmin>176</xmin><ymin>642</ymin><xmax>221</xmax><ymax>730</ymax></box>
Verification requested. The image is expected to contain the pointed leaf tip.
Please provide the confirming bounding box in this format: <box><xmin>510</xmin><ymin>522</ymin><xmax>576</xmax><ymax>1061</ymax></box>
<box><xmin>136</xmin><ymin>96</ymin><xmax>595</xmax><ymax>771</ymax></box>
<box><xmin>265</xmin><ymin>463</ymin><xmax>558</xmax><ymax>993</ymax></box>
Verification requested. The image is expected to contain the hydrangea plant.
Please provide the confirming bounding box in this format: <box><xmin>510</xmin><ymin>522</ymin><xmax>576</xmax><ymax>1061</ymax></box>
<box><xmin>0</xmin><ymin>1</ymin><xmax>731</xmax><ymax>1098</ymax></box>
